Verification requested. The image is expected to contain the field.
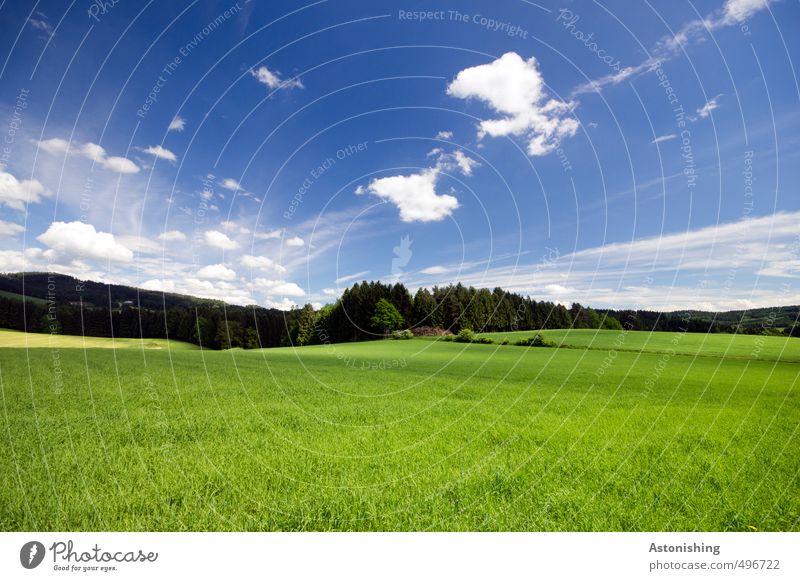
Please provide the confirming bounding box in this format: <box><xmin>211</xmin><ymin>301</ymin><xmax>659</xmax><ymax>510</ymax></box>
<box><xmin>0</xmin><ymin>329</ymin><xmax>199</xmax><ymax>350</ymax></box>
<box><xmin>479</xmin><ymin>328</ymin><xmax>800</xmax><ymax>363</ymax></box>
<box><xmin>1</xmin><ymin>329</ymin><xmax>798</xmax><ymax>531</ymax></box>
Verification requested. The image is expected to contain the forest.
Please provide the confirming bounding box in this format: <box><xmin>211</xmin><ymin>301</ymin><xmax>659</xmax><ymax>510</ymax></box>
<box><xmin>0</xmin><ymin>272</ymin><xmax>797</xmax><ymax>349</ymax></box>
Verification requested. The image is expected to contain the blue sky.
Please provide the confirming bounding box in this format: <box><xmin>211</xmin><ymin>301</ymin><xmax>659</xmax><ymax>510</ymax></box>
<box><xmin>0</xmin><ymin>0</ymin><xmax>798</xmax><ymax>310</ymax></box>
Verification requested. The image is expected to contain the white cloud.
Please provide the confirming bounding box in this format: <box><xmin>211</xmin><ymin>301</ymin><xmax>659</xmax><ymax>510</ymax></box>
<box><xmin>36</xmin><ymin>137</ymin><xmax>70</xmax><ymax>155</ymax></box>
<box><xmin>695</xmin><ymin>95</ymin><xmax>722</xmax><ymax>119</ymax></box>
<box><xmin>285</xmin><ymin>236</ymin><xmax>305</xmax><ymax>247</ymax></box>
<box><xmin>651</xmin><ymin>134</ymin><xmax>677</xmax><ymax>144</ymax></box>
<box><xmin>204</xmin><ymin>230</ymin><xmax>240</xmax><ymax>250</ymax></box>
<box><xmin>253</xmin><ymin>278</ymin><xmax>306</xmax><ymax>296</ymax></box>
<box><xmin>141</xmin><ymin>277</ymin><xmax>255</xmax><ymax>305</ymax></box>
<box><xmin>0</xmin><ymin>219</ymin><xmax>25</xmax><ymax>236</ymax></box>
<box><xmin>168</xmin><ymin>116</ymin><xmax>186</xmax><ymax>132</ymax></box>
<box><xmin>241</xmin><ymin>254</ymin><xmax>286</xmax><ymax>273</ymax></box>
<box><xmin>28</xmin><ymin>15</ymin><xmax>54</xmax><ymax>38</ymax></box>
<box><xmin>102</xmin><ymin>156</ymin><xmax>140</xmax><ymax>174</ymax></box>
<box><xmin>420</xmin><ymin>265</ymin><xmax>450</xmax><ymax>275</ymax></box>
<box><xmin>453</xmin><ymin>150</ymin><xmax>478</xmax><ymax>176</ymax></box>
<box><xmin>141</xmin><ymin>279</ymin><xmax>175</xmax><ymax>292</ymax></box>
<box><xmin>254</xmin><ymin>229</ymin><xmax>283</xmax><ymax>240</ymax></box>
<box><xmin>197</xmin><ymin>263</ymin><xmax>237</xmax><ymax>280</ymax></box>
<box><xmin>116</xmin><ymin>235</ymin><xmax>161</xmax><ymax>255</ymax></box>
<box><xmin>719</xmin><ymin>0</ymin><xmax>775</xmax><ymax>25</ymax></box>
<box><xmin>421</xmin><ymin>211</ymin><xmax>800</xmax><ymax>310</ymax></box>
<box><xmin>447</xmin><ymin>52</ymin><xmax>579</xmax><ymax>156</ymax></box>
<box><xmin>249</xmin><ymin>65</ymin><xmax>304</xmax><ymax>90</ymax></box>
<box><xmin>359</xmin><ymin>168</ymin><xmax>459</xmax><ymax>223</ymax></box>
<box><xmin>37</xmin><ymin>221</ymin><xmax>134</xmax><ymax>263</ymax></box>
<box><xmin>220</xmin><ymin>178</ymin><xmax>242</xmax><ymax>191</ymax></box>
<box><xmin>0</xmin><ymin>169</ymin><xmax>48</xmax><ymax>210</ymax></box>
<box><xmin>141</xmin><ymin>145</ymin><xmax>177</xmax><ymax>162</ymax></box>
<box><xmin>36</xmin><ymin>138</ymin><xmax>140</xmax><ymax>173</ymax></box>
<box><xmin>220</xmin><ymin>220</ymin><xmax>251</xmax><ymax>235</ymax></box>
<box><xmin>158</xmin><ymin>230</ymin><xmax>187</xmax><ymax>241</ymax></box>
<box><xmin>335</xmin><ymin>270</ymin><xmax>370</xmax><ymax>285</ymax></box>
<box><xmin>435</xmin><ymin>130</ymin><xmax>454</xmax><ymax>140</ymax></box>
<box><xmin>574</xmin><ymin>1</ymin><xmax>776</xmax><ymax>96</ymax></box>
<box><xmin>322</xmin><ymin>287</ymin><xmax>337</xmax><ymax>296</ymax></box>
<box><xmin>264</xmin><ymin>297</ymin><xmax>300</xmax><ymax>310</ymax></box>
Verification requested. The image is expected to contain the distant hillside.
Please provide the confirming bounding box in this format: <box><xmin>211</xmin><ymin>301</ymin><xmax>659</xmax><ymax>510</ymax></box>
<box><xmin>0</xmin><ymin>272</ymin><xmax>219</xmax><ymax>310</ymax></box>
<box><xmin>0</xmin><ymin>272</ymin><xmax>797</xmax><ymax>349</ymax></box>
<box><xmin>0</xmin><ymin>272</ymin><xmax>293</xmax><ymax>350</ymax></box>
<box><xmin>602</xmin><ymin>306</ymin><xmax>800</xmax><ymax>336</ymax></box>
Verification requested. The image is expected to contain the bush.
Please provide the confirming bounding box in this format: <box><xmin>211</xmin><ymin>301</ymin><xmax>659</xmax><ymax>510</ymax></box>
<box><xmin>391</xmin><ymin>329</ymin><xmax>414</xmax><ymax>340</ymax></box>
<box><xmin>513</xmin><ymin>334</ymin><xmax>550</xmax><ymax>347</ymax></box>
<box><xmin>500</xmin><ymin>338</ymin><xmax>509</xmax><ymax>345</ymax></box>
<box><xmin>454</xmin><ymin>328</ymin><xmax>476</xmax><ymax>343</ymax></box>
<box><xmin>474</xmin><ymin>336</ymin><xmax>494</xmax><ymax>344</ymax></box>
<box><xmin>441</xmin><ymin>334</ymin><xmax>455</xmax><ymax>342</ymax></box>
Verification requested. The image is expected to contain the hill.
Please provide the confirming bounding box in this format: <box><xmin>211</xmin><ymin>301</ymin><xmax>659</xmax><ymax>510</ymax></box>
<box><xmin>0</xmin><ymin>272</ymin><xmax>797</xmax><ymax>350</ymax></box>
<box><xmin>0</xmin><ymin>271</ymin><xmax>217</xmax><ymax>310</ymax></box>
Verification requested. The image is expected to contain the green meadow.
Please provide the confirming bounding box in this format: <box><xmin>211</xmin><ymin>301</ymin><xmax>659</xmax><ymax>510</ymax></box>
<box><xmin>1</xmin><ymin>330</ymin><xmax>798</xmax><ymax>531</ymax></box>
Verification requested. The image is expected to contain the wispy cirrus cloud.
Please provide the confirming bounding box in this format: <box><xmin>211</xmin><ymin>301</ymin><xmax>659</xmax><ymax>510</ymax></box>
<box><xmin>412</xmin><ymin>210</ymin><xmax>800</xmax><ymax>311</ymax></box>
<box><xmin>572</xmin><ymin>0</ymin><xmax>779</xmax><ymax>96</ymax></box>
<box><xmin>651</xmin><ymin>134</ymin><xmax>678</xmax><ymax>144</ymax></box>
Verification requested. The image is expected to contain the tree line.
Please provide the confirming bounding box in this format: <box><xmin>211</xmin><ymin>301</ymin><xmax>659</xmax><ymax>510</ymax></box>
<box><xmin>1</xmin><ymin>273</ymin><xmax>797</xmax><ymax>350</ymax></box>
<box><xmin>288</xmin><ymin>281</ymin><xmax>623</xmax><ymax>346</ymax></box>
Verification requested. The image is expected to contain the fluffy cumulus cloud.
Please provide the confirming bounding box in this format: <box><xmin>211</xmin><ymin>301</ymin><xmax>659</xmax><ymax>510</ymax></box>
<box><xmin>220</xmin><ymin>220</ymin><xmax>251</xmax><ymax>235</ymax></box>
<box><xmin>358</xmin><ymin>169</ymin><xmax>459</xmax><ymax>223</ymax></box>
<box><xmin>254</xmin><ymin>278</ymin><xmax>306</xmax><ymax>296</ymax></box>
<box><xmin>249</xmin><ymin>65</ymin><xmax>304</xmax><ymax>90</ymax></box>
<box><xmin>0</xmin><ymin>219</ymin><xmax>25</xmax><ymax>236</ymax></box>
<box><xmin>37</xmin><ymin>221</ymin><xmax>134</xmax><ymax>262</ymax></box>
<box><xmin>220</xmin><ymin>178</ymin><xmax>242</xmax><ymax>191</ymax></box>
<box><xmin>158</xmin><ymin>230</ymin><xmax>187</xmax><ymax>241</ymax></box>
<box><xmin>447</xmin><ymin>52</ymin><xmax>579</xmax><ymax>156</ymax></box>
<box><xmin>168</xmin><ymin>116</ymin><xmax>186</xmax><ymax>132</ymax></box>
<box><xmin>357</xmin><ymin>148</ymin><xmax>476</xmax><ymax>223</ymax></box>
<box><xmin>0</xmin><ymin>168</ymin><xmax>48</xmax><ymax>210</ymax></box>
<box><xmin>197</xmin><ymin>263</ymin><xmax>237</xmax><ymax>280</ymax></box>
<box><xmin>141</xmin><ymin>145</ymin><xmax>177</xmax><ymax>162</ymax></box>
<box><xmin>140</xmin><ymin>277</ymin><xmax>255</xmax><ymax>305</ymax></box>
<box><xmin>36</xmin><ymin>138</ymin><xmax>139</xmax><ymax>173</ymax></box>
<box><xmin>285</xmin><ymin>236</ymin><xmax>305</xmax><ymax>247</ymax></box>
<box><xmin>264</xmin><ymin>297</ymin><xmax>300</xmax><ymax>310</ymax></box>
<box><xmin>241</xmin><ymin>254</ymin><xmax>286</xmax><ymax>273</ymax></box>
<box><xmin>204</xmin><ymin>230</ymin><xmax>240</xmax><ymax>250</ymax></box>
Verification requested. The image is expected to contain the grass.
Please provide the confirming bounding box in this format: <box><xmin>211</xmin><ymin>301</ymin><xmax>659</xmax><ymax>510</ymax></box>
<box><xmin>478</xmin><ymin>328</ymin><xmax>800</xmax><ymax>363</ymax></box>
<box><xmin>0</xmin><ymin>290</ymin><xmax>47</xmax><ymax>305</ymax></box>
<box><xmin>0</xmin><ymin>331</ymin><xmax>798</xmax><ymax>531</ymax></box>
<box><xmin>0</xmin><ymin>329</ymin><xmax>198</xmax><ymax>350</ymax></box>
